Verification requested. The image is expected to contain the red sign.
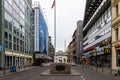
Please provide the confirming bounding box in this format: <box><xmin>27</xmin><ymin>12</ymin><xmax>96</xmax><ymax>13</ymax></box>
<box><xmin>115</xmin><ymin>44</ymin><xmax>120</xmax><ymax>49</ymax></box>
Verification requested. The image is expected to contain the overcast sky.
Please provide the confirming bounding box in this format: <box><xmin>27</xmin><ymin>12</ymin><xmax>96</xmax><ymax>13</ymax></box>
<box><xmin>32</xmin><ymin>0</ymin><xmax>86</xmax><ymax>51</ymax></box>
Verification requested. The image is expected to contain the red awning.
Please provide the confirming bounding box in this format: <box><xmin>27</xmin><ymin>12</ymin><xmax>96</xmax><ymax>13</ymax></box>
<box><xmin>115</xmin><ymin>44</ymin><xmax>120</xmax><ymax>49</ymax></box>
<box><xmin>83</xmin><ymin>47</ymin><xmax>96</xmax><ymax>53</ymax></box>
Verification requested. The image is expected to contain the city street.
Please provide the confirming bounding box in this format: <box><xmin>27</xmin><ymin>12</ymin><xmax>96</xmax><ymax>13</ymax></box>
<box><xmin>0</xmin><ymin>66</ymin><xmax>119</xmax><ymax>80</ymax></box>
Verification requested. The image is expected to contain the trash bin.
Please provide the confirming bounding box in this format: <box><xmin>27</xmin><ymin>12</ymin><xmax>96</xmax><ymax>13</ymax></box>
<box><xmin>10</xmin><ymin>66</ymin><xmax>16</xmax><ymax>72</ymax></box>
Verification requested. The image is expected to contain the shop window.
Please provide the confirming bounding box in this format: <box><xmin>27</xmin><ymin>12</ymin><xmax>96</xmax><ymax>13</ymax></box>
<box><xmin>116</xmin><ymin>50</ymin><xmax>120</xmax><ymax>67</ymax></box>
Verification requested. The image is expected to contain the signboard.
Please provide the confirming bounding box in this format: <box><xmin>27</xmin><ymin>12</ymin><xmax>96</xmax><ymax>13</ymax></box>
<box><xmin>104</xmin><ymin>48</ymin><xmax>111</xmax><ymax>54</ymax></box>
<box><xmin>93</xmin><ymin>52</ymin><xmax>97</xmax><ymax>56</ymax></box>
<box><xmin>35</xmin><ymin>54</ymin><xmax>45</xmax><ymax>58</ymax></box>
<box><xmin>0</xmin><ymin>45</ymin><xmax>4</xmax><ymax>52</ymax></box>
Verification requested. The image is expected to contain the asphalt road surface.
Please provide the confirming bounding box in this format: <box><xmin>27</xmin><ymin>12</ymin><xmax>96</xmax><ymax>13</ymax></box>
<box><xmin>74</xmin><ymin>66</ymin><xmax>120</xmax><ymax>80</ymax></box>
<box><xmin>0</xmin><ymin>66</ymin><xmax>82</xmax><ymax>80</ymax></box>
<box><xmin>0</xmin><ymin>66</ymin><xmax>119</xmax><ymax>80</ymax></box>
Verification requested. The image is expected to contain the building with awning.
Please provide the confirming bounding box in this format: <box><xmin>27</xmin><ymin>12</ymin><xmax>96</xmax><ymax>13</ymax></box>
<box><xmin>83</xmin><ymin>0</ymin><xmax>111</xmax><ymax>67</ymax></box>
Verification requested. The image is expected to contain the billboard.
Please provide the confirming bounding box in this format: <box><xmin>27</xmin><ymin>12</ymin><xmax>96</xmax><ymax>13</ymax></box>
<box><xmin>39</xmin><ymin>11</ymin><xmax>48</xmax><ymax>54</ymax></box>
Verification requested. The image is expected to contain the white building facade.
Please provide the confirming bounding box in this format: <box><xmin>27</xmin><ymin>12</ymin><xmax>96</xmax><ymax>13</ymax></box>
<box><xmin>54</xmin><ymin>55</ymin><xmax>68</xmax><ymax>63</ymax></box>
<box><xmin>33</xmin><ymin>2</ymin><xmax>40</xmax><ymax>52</ymax></box>
<box><xmin>54</xmin><ymin>50</ymin><xmax>68</xmax><ymax>63</ymax></box>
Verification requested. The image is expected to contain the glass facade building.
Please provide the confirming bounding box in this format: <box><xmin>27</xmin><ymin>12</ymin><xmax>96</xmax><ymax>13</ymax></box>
<box><xmin>83</xmin><ymin>0</ymin><xmax>111</xmax><ymax>68</ymax></box>
<box><xmin>0</xmin><ymin>0</ymin><xmax>33</xmax><ymax>69</ymax></box>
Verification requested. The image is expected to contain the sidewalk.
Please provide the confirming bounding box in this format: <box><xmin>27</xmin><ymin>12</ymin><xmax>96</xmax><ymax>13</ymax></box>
<box><xmin>80</xmin><ymin>65</ymin><xmax>120</xmax><ymax>79</ymax></box>
<box><xmin>0</xmin><ymin>66</ymin><xmax>35</xmax><ymax>77</ymax></box>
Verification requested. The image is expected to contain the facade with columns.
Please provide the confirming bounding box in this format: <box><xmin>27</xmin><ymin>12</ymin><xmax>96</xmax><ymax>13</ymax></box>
<box><xmin>112</xmin><ymin>0</ymin><xmax>120</xmax><ymax>70</ymax></box>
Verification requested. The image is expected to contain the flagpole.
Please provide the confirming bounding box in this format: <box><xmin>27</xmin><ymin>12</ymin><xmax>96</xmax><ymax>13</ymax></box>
<box><xmin>54</xmin><ymin>0</ymin><xmax>56</xmax><ymax>55</ymax></box>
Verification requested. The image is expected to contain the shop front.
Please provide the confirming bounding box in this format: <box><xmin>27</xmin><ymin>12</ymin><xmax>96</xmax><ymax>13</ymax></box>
<box><xmin>112</xmin><ymin>44</ymin><xmax>120</xmax><ymax>70</ymax></box>
<box><xmin>4</xmin><ymin>51</ymin><xmax>32</xmax><ymax>69</ymax></box>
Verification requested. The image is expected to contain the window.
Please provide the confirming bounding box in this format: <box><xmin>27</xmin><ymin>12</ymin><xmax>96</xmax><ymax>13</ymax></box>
<box><xmin>9</xmin><ymin>22</ymin><xmax>12</xmax><ymax>31</ymax></box>
<box><xmin>20</xmin><ymin>46</ymin><xmax>22</xmax><ymax>52</ymax></box>
<box><xmin>4</xmin><ymin>0</ymin><xmax>12</xmax><ymax>13</ymax></box>
<box><xmin>17</xmin><ymin>31</ymin><xmax>19</xmax><ymax>36</ymax></box>
<box><xmin>13</xmin><ymin>37</ymin><xmax>16</xmax><ymax>43</ymax></box>
<box><xmin>108</xmin><ymin>8</ymin><xmax>111</xmax><ymax>18</ymax></box>
<box><xmin>13</xmin><ymin>44</ymin><xmax>16</xmax><ymax>51</ymax></box>
<box><xmin>13</xmin><ymin>27</ymin><xmax>16</xmax><ymax>34</ymax></box>
<box><xmin>4</xmin><ymin>32</ymin><xmax>8</xmax><ymax>40</ymax></box>
<box><xmin>4</xmin><ymin>19</ymin><xmax>8</xmax><ymax>29</ymax></box>
<box><xmin>5</xmin><ymin>40</ymin><xmax>8</xmax><ymax>48</ymax></box>
<box><xmin>17</xmin><ymin>45</ymin><xmax>19</xmax><ymax>51</ymax></box>
<box><xmin>9</xmin><ymin>34</ymin><xmax>12</xmax><ymax>41</ymax></box>
<box><xmin>115</xmin><ymin>28</ymin><xmax>119</xmax><ymax>40</ymax></box>
<box><xmin>116</xmin><ymin>50</ymin><xmax>120</xmax><ymax>67</ymax></box>
<box><xmin>20</xmin><ymin>40</ymin><xmax>22</xmax><ymax>45</ymax></box>
<box><xmin>17</xmin><ymin>38</ymin><xmax>19</xmax><ymax>44</ymax></box>
<box><xmin>9</xmin><ymin>42</ymin><xmax>12</xmax><ymax>49</ymax></box>
<box><xmin>116</xmin><ymin>4</ymin><xmax>119</xmax><ymax>17</ymax></box>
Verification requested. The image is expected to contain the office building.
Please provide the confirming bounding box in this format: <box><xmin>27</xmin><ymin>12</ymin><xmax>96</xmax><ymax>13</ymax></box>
<box><xmin>83</xmin><ymin>0</ymin><xmax>111</xmax><ymax>68</ymax></box>
<box><xmin>0</xmin><ymin>0</ymin><xmax>33</xmax><ymax>69</ymax></box>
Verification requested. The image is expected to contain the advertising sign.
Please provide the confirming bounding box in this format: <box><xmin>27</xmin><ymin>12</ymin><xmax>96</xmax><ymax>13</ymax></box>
<box><xmin>104</xmin><ymin>48</ymin><xmax>111</xmax><ymax>54</ymax></box>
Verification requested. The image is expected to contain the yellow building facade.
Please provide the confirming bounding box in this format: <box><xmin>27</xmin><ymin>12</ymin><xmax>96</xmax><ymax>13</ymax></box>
<box><xmin>112</xmin><ymin>0</ymin><xmax>120</xmax><ymax>70</ymax></box>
